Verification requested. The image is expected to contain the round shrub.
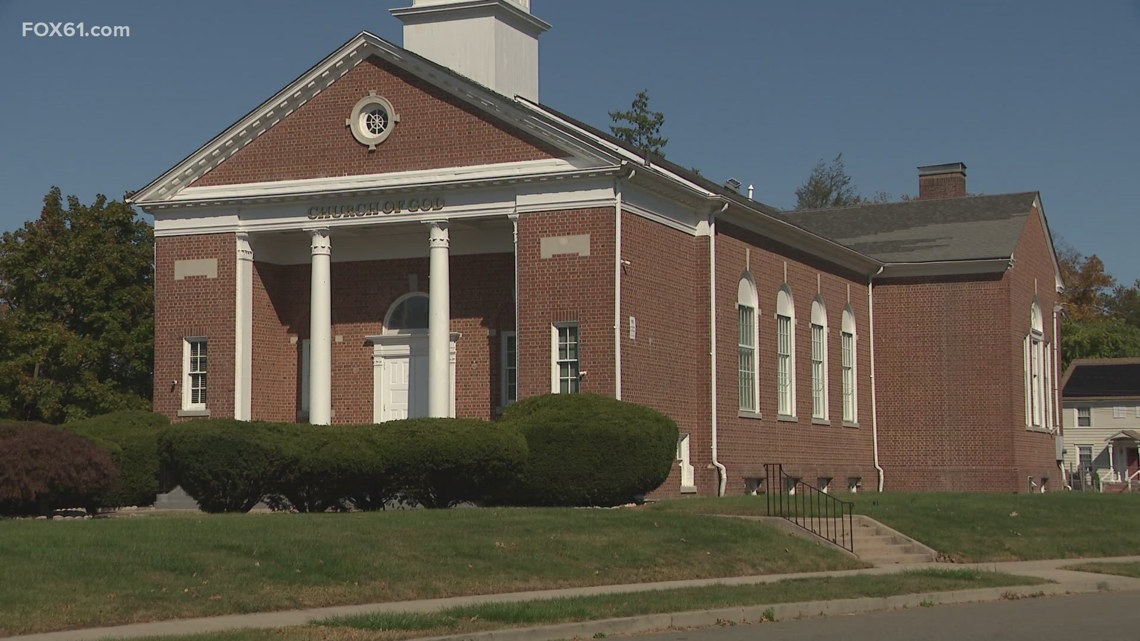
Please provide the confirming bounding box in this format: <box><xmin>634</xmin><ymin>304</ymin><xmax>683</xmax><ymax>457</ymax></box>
<box><xmin>382</xmin><ymin>418</ymin><xmax>528</xmax><ymax>508</ymax></box>
<box><xmin>157</xmin><ymin>420</ymin><xmax>283</xmax><ymax>513</ymax></box>
<box><xmin>68</xmin><ymin>410</ymin><xmax>169</xmax><ymax>509</ymax></box>
<box><xmin>0</xmin><ymin>422</ymin><xmax>119</xmax><ymax>516</ymax></box>
<box><xmin>496</xmin><ymin>394</ymin><xmax>677</xmax><ymax>507</ymax></box>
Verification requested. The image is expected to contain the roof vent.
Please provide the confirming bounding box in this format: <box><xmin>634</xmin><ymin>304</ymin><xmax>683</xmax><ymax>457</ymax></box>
<box><xmin>724</xmin><ymin>178</ymin><xmax>741</xmax><ymax>193</ymax></box>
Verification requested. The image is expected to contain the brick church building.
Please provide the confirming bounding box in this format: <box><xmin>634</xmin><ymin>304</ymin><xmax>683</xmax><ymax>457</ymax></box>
<box><xmin>131</xmin><ymin>0</ymin><xmax>1063</xmax><ymax>494</ymax></box>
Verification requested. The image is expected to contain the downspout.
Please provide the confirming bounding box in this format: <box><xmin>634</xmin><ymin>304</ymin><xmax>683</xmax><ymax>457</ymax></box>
<box><xmin>709</xmin><ymin>202</ymin><xmax>729</xmax><ymax>496</ymax></box>
<box><xmin>868</xmin><ymin>266</ymin><xmax>886</xmax><ymax>492</ymax></box>
<box><xmin>510</xmin><ymin>214</ymin><xmax>520</xmax><ymax>399</ymax></box>
<box><xmin>1053</xmin><ymin>304</ymin><xmax>1064</xmax><ymax>485</ymax></box>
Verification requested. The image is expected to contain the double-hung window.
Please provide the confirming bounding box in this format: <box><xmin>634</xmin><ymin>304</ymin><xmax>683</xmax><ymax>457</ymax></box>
<box><xmin>776</xmin><ymin>287</ymin><xmax>795</xmax><ymax>417</ymax></box>
<box><xmin>553</xmin><ymin>324</ymin><xmax>579</xmax><ymax>394</ymax></box>
<box><xmin>810</xmin><ymin>299</ymin><xmax>828</xmax><ymax>421</ymax></box>
<box><xmin>738</xmin><ymin>275</ymin><xmax>759</xmax><ymax>413</ymax></box>
<box><xmin>502</xmin><ymin>331</ymin><xmax>517</xmax><ymax>405</ymax></box>
<box><xmin>841</xmin><ymin>306</ymin><xmax>857</xmax><ymax>423</ymax></box>
<box><xmin>739</xmin><ymin>306</ymin><xmax>757</xmax><ymax>411</ymax></box>
<box><xmin>1078</xmin><ymin>445</ymin><xmax>1093</xmax><ymax>471</ymax></box>
<box><xmin>1077</xmin><ymin>407</ymin><xmax>1091</xmax><ymax>427</ymax></box>
<box><xmin>182</xmin><ymin>338</ymin><xmax>207</xmax><ymax>412</ymax></box>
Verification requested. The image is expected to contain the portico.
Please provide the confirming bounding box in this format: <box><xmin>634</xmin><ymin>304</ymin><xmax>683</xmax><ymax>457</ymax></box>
<box><xmin>223</xmin><ymin>214</ymin><xmax>518</xmax><ymax>425</ymax></box>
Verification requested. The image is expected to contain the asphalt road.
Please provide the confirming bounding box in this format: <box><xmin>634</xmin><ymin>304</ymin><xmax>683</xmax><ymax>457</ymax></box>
<box><xmin>632</xmin><ymin>590</ymin><xmax>1139</xmax><ymax>641</ymax></box>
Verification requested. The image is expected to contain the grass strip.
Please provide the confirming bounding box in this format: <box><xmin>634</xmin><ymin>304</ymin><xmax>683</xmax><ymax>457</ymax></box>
<box><xmin>112</xmin><ymin>569</ymin><xmax>1048</xmax><ymax>641</ymax></box>
<box><xmin>321</xmin><ymin>568</ymin><xmax>1046</xmax><ymax>631</ymax></box>
<box><xmin>1062</xmin><ymin>561</ymin><xmax>1140</xmax><ymax>578</ymax></box>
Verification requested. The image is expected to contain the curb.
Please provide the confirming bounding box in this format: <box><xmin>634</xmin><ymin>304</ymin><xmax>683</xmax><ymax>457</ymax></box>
<box><xmin>383</xmin><ymin>582</ymin><xmax>1113</xmax><ymax>641</ymax></box>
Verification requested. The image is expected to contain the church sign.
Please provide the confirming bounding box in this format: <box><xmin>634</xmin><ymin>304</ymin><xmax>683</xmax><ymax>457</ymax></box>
<box><xmin>307</xmin><ymin>195</ymin><xmax>445</xmax><ymax>220</ymax></box>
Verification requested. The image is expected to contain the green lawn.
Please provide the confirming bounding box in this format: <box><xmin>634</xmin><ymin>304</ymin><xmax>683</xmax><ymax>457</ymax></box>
<box><xmin>649</xmin><ymin>492</ymin><xmax>1140</xmax><ymax>562</ymax></box>
<box><xmin>0</xmin><ymin>507</ymin><xmax>861</xmax><ymax>636</ymax></box>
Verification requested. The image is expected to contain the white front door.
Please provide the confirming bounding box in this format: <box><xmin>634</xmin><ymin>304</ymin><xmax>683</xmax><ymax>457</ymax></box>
<box><xmin>368</xmin><ymin>332</ymin><xmax>458</xmax><ymax>423</ymax></box>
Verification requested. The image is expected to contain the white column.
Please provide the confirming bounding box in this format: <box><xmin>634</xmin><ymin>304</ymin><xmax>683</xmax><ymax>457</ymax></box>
<box><xmin>307</xmin><ymin>228</ymin><xmax>332</xmax><ymax>425</ymax></box>
<box><xmin>233</xmin><ymin>233</ymin><xmax>254</xmax><ymax>420</ymax></box>
<box><xmin>427</xmin><ymin>221</ymin><xmax>451</xmax><ymax>418</ymax></box>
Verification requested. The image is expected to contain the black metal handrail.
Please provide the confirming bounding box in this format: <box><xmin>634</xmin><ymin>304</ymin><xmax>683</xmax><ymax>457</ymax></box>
<box><xmin>764</xmin><ymin>463</ymin><xmax>854</xmax><ymax>553</ymax></box>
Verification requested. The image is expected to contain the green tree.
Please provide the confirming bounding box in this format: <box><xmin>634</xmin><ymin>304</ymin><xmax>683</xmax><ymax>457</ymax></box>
<box><xmin>794</xmin><ymin>153</ymin><xmax>888</xmax><ymax>209</ymax></box>
<box><xmin>1106</xmin><ymin>279</ymin><xmax>1140</xmax><ymax>328</ymax></box>
<box><xmin>1060</xmin><ymin>316</ymin><xmax>1140</xmax><ymax>371</ymax></box>
<box><xmin>0</xmin><ymin>188</ymin><xmax>154</xmax><ymax>423</ymax></box>
<box><xmin>609</xmin><ymin>89</ymin><xmax>667</xmax><ymax>158</ymax></box>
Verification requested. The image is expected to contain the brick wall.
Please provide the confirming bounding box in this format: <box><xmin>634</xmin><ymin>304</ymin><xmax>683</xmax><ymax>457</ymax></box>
<box><xmin>874</xmin><ymin>274</ymin><xmax>1012</xmax><ymax>491</ymax></box>
<box><xmin>153</xmin><ymin>233</ymin><xmax>236</xmax><ymax>421</ymax></box>
<box><xmin>874</xmin><ymin>208</ymin><xmax>1060</xmax><ymax>493</ymax></box>
<box><xmin>191</xmin><ymin>56</ymin><xmax>562</xmax><ymax>188</ymax></box>
<box><xmin>619</xmin><ymin>212</ymin><xmax>710</xmax><ymax>497</ymax></box>
<box><xmin>516</xmin><ymin>209</ymin><xmax>615</xmax><ymax>400</ymax></box>
<box><xmin>251</xmin><ymin>261</ymin><xmax>303</xmax><ymax>422</ymax></box>
<box><xmin>1006</xmin><ymin>206</ymin><xmax>1062</xmax><ymax>490</ymax></box>
<box><xmin>714</xmin><ymin>223</ymin><xmax>878</xmax><ymax>495</ymax></box>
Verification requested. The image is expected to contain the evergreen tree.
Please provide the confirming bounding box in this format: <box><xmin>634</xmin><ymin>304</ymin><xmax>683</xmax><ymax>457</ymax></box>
<box><xmin>794</xmin><ymin>153</ymin><xmax>868</xmax><ymax>209</ymax></box>
<box><xmin>609</xmin><ymin>90</ymin><xmax>668</xmax><ymax>158</ymax></box>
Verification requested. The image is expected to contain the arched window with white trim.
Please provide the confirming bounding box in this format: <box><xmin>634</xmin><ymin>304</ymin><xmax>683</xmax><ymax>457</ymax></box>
<box><xmin>810</xmin><ymin>297</ymin><xmax>828</xmax><ymax>421</ymax></box>
<box><xmin>738</xmin><ymin>274</ymin><xmax>759</xmax><ymax>413</ymax></box>
<box><xmin>841</xmin><ymin>306</ymin><xmax>858</xmax><ymax>423</ymax></box>
<box><xmin>384</xmin><ymin>292</ymin><xmax>430</xmax><ymax>333</ymax></box>
<box><xmin>1025</xmin><ymin>301</ymin><xmax>1047</xmax><ymax>428</ymax></box>
<box><xmin>776</xmin><ymin>286</ymin><xmax>796</xmax><ymax>417</ymax></box>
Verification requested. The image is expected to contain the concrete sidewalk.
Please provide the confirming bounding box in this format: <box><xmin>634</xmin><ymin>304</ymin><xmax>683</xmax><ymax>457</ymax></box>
<box><xmin>9</xmin><ymin>557</ymin><xmax>1140</xmax><ymax>641</ymax></box>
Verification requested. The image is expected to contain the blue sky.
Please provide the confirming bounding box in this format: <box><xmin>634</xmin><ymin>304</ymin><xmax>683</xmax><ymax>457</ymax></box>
<box><xmin>1</xmin><ymin>1</ymin><xmax>1138</xmax><ymax>283</ymax></box>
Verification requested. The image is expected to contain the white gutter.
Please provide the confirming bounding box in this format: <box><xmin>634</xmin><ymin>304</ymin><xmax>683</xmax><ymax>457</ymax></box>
<box><xmin>614</xmin><ymin>173</ymin><xmax>626</xmax><ymax>400</ymax></box>
<box><xmin>615</xmin><ymin>164</ymin><xmax>633</xmax><ymax>396</ymax></box>
<box><xmin>879</xmin><ymin>258</ymin><xmax>1011</xmax><ymax>279</ymax></box>
<box><xmin>709</xmin><ymin>203</ymin><xmax>729</xmax><ymax>496</ymax></box>
<box><xmin>868</xmin><ymin>266</ymin><xmax>886</xmax><ymax>492</ymax></box>
<box><xmin>510</xmin><ymin>214</ymin><xmax>520</xmax><ymax>402</ymax></box>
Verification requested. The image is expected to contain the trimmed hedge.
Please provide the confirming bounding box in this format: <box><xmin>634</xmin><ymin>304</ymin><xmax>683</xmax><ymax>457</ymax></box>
<box><xmin>267</xmin><ymin>424</ymin><xmax>392</xmax><ymax>513</ymax></box>
<box><xmin>496</xmin><ymin>394</ymin><xmax>678</xmax><ymax>507</ymax></box>
<box><xmin>160</xmin><ymin>418</ymin><xmax>527</xmax><ymax>512</ymax></box>
<box><xmin>68</xmin><ymin>410</ymin><xmax>169</xmax><ymax>508</ymax></box>
<box><xmin>384</xmin><ymin>418</ymin><xmax>528</xmax><ymax>508</ymax></box>
<box><xmin>157</xmin><ymin>420</ymin><xmax>282</xmax><ymax>513</ymax></box>
<box><xmin>0</xmin><ymin>422</ymin><xmax>119</xmax><ymax>516</ymax></box>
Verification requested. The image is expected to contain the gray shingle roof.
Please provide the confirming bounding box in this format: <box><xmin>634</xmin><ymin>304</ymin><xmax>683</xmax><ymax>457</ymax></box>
<box><xmin>1062</xmin><ymin>359</ymin><xmax>1140</xmax><ymax>399</ymax></box>
<box><xmin>772</xmin><ymin>193</ymin><xmax>1038</xmax><ymax>263</ymax></box>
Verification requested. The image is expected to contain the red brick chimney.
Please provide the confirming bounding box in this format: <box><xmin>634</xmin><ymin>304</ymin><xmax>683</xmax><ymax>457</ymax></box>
<box><xmin>917</xmin><ymin>162</ymin><xmax>967</xmax><ymax>200</ymax></box>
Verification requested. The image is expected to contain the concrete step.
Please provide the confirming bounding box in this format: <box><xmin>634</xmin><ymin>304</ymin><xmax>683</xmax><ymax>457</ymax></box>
<box><xmin>853</xmin><ymin>540</ymin><xmax>923</xmax><ymax>554</ymax></box>
<box><xmin>850</xmin><ymin>515</ymin><xmax>939</xmax><ymax>565</ymax></box>
<box><xmin>859</xmin><ymin>552</ymin><xmax>936</xmax><ymax>565</ymax></box>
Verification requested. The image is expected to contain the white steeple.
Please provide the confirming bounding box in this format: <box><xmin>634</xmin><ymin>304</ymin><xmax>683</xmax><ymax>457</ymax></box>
<box><xmin>391</xmin><ymin>0</ymin><xmax>550</xmax><ymax>102</ymax></box>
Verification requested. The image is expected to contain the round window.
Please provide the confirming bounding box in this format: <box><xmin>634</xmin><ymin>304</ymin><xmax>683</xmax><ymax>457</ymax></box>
<box><xmin>347</xmin><ymin>92</ymin><xmax>398</xmax><ymax>150</ymax></box>
<box><xmin>363</xmin><ymin>107</ymin><xmax>389</xmax><ymax>136</ymax></box>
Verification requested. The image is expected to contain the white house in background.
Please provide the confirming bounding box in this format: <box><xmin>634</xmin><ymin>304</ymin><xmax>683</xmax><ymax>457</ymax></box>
<box><xmin>1061</xmin><ymin>358</ymin><xmax>1140</xmax><ymax>490</ymax></box>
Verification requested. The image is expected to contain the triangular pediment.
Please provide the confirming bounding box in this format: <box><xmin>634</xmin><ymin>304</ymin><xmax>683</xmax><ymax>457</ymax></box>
<box><xmin>131</xmin><ymin>32</ymin><xmax>618</xmax><ymax>207</ymax></box>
